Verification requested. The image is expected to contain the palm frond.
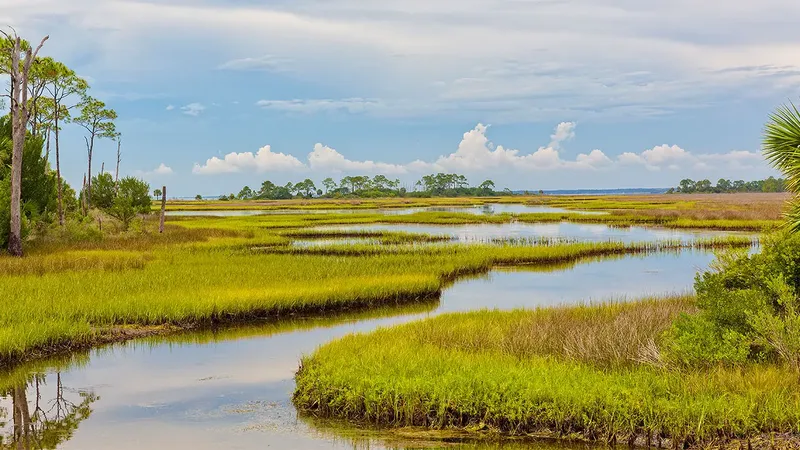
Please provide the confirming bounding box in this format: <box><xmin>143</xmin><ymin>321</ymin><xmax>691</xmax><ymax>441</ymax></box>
<box><xmin>764</xmin><ymin>102</ymin><xmax>800</xmax><ymax>194</ymax></box>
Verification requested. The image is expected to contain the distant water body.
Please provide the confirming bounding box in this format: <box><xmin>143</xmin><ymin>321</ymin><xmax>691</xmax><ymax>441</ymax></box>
<box><xmin>517</xmin><ymin>188</ymin><xmax>669</xmax><ymax>195</ymax></box>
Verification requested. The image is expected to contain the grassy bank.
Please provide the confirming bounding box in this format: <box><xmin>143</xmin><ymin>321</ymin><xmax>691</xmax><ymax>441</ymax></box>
<box><xmin>294</xmin><ymin>297</ymin><xmax>800</xmax><ymax>447</ymax></box>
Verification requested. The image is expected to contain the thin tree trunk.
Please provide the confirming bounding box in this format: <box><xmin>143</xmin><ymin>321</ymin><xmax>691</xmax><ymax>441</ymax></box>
<box><xmin>9</xmin><ymin>104</ymin><xmax>25</xmax><ymax>256</ymax></box>
<box><xmin>81</xmin><ymin>174</ymin><xmax>87</xmax><ymax>216</ymax></box>
<box><xmin>55</xmin><ymin>110</ymin><xmax>64</xmax><ymax>226</ymax></box>
<box><xmin>86</xmin><ymin>135</ymin><xmax>94</xmax><ymax>211</ymax></box>
<box><xmin>159</xmin><ymin>186</ymin><xmax>167</xmax><ymax>233</ymax></box>
<box><xmin>115</xmin><ymin>138</ymin><xmax>121</xmax><ymax>195</ymax></box>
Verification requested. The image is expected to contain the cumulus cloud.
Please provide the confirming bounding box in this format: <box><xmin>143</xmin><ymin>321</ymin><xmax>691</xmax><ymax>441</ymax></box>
<box><xmin>181</xmin><ymin>103</ymin><xmax>206</xmax><ymax>117</ymax></box>
<box><xmin>192</xmin><ymin>121</ymin><xmax>766</xmax><ymax>177</ymax></box>
<box><xmin>165</xmin><ymin>104</ymin><xmax>175</xmax><ymax>111</ymax></box>
<box><xmin>308</xmin><ymin>144</ymin><xmax>408</xmax><ymax>174</ymax></box>
<box><xmin>549</xmin><ymin>122</ymin><xmax>576</xmax><ymax>149</ymax></box>
<box><xmin>618</xmin><ymin>145</ymin><xmax>762</xmax><ymax>171</ymax></box>
<box><xmin>255</xmin><ymin>98</ymin><xmax>383</xmax><ymax>114</ymax></box>
<box><xmin>135</xmin><ymin>163</ymin><xmax>174</xmax><ymax>177</ymax></box>
<box><xmin>193</xmin><ymin>145</ymin><xmax>305</xmax><ymax>174</ymax></box>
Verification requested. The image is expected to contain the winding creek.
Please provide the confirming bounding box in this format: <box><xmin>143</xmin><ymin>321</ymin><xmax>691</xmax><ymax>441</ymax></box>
<box><xmin>0</xmin><ymin>220</ymin><xmax>743</xmax><ymax>449</ymax></box>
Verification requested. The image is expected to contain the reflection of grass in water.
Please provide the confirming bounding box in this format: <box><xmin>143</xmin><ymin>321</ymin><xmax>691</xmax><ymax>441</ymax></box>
<box><xmin>130</xmin><ymin>299</ymin><xmax>439</xmax><ymax>349</ymax></box>
<box><xmin>0</xmin><ymin>300</ymin><xmax>438</xmax><ymax>393</ymax></box>
<box><xmin>299</xmin><ymin>414</ymin><xmax>597</xmax><ymax>450</ymax></box>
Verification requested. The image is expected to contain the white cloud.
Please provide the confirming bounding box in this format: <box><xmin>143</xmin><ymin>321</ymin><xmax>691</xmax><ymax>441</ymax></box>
<box><xmin>181</xmin><ymin>103</ymin><xmax>206</xmax><ymax>117</ymax></box>
<box><xmin>308</xmin><ymin>144</ymin><xmax>408</xmax><ymax>174</ymax></box>
<box><xmin>151</xmin><ymin>163</ymin><xmax>174</xmax><ymax>175</ymax></box>
<box><xmin>549</xmin><ymin>122</ymin><xmax>577</xmax><ymax>149</ymax></box>
<box><xmin>256</xmin><ymin>98</ymin><xmax>383</xmax><ymax>114</ymax></box>
<box><xmin>618</xmin><ymin>145</ymin><xmax>764</xmax><ymax>171</ymax></box>
<box><xmin>191</xmin><ymin>121</ymin><xmax>770</xmax><ymax>177</ymax></box>
<box><xmin>135</xmin><ymin>163</ymin><xmax>174</xmax><ymax>177</ymax></box>
<box><xmin>193</xmin><ymin>145</ymin><xmax>305</xmax><ymax>174</ymax></box>
<box><xmin>218</xmin><ymin>55</ymin><xmax>290</xmax><ymax>72</ymax></box>
<box><xmin>575</xmin><ymin>149</ymin><xmax>613</xmax><ymax>169</ymax></box>
<box><xmin>165</xmin><ymin>104</ymin><xmax>175</xmax><ymax>111</ymax></box>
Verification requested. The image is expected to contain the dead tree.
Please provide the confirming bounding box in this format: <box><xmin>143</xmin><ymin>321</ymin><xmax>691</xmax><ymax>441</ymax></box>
<box><xmin>2</xmin><ymin>30</ymin><xmax>49</xmax><ymax>256</ymax></box>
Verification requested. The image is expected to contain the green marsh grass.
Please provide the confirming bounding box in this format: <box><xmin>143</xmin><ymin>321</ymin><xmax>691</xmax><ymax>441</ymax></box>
<box><xmin>294</xmin><ymin>296</ymin><xmax>800</xmax><ymax>446</ymax></box>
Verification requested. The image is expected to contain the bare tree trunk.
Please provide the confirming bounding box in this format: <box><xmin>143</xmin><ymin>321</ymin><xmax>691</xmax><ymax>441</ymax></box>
<box><xmin>55</xmin><ymin>111</ymin><xmax>64</xmax><ymax>226</ymax></box>
<box><xmin>4</xmin><ymin>33</ymin><xmax>49</xmax><ymax>257</ymax></box>
<box><xmin>85</xmin><ymin>136</ymin><xmax>93</xmax><ymax>211</ymax></box>
<box><xmin>100</xmin><ymin>161</ymin><xmax>104</xmax><ymax>175</ymax></box>
<box><xmin>9</xmin><ymin>99</ymin><xmax>25</xmax><ymax>257</ymax></box>
<box><xmin>44</xmin><ymin>129</ymin><xmax>50</xmax><ymax>161</ymax></box>
<box><xmin>13</xmin><ymin>384</ymin><xmax>32</xmax><ymax>450</ymax></box>
<box><xmin>159</xmin><ymin>186</ymin><xmax>167</xmax><ymax>233</ymax></box>
<box><xmin>81</xmin><ymin>174</ymin><xmax>87</xmax><ymax>216</ymax></box>
<box><xmin>115</xmin><ymin>138</ymin><xmax>121</xmax><ymax>195</ymax></box>
<box><xmin>7</xmin><ymin>36</ymin><xmax>24</xmax><ymax>257</ymax></box>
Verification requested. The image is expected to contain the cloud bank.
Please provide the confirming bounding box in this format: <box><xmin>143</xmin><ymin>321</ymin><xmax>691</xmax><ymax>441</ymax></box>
<box><xmin>193</xmin><ymin>123</ymin><xmax>765</xmax><ymax>176</ymax></box>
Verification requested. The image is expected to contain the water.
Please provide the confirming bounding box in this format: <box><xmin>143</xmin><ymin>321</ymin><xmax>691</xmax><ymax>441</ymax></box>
<box><xmin>166</xmin><ymin>204</ymin><xmax>604</xmax><ymax>217</ymax></box>
<box><xmin>329</xmin><ymin>222</ymin><xmax>740</xmax><ymax>244</ymax></box>
<box><xmin>0</xmin><ymin>250</ymin><xmax>716</xmax><ymax>449</ymax></box>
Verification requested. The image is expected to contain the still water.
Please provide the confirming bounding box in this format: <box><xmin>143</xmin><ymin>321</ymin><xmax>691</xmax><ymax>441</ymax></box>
<box><xmin>0</xmin><ymin>249</ymin><xmax>716</xmax><ymax>449</ymax></box>
<box><xmin>329</xmin><ymin>222</ymin><xmax>740</xmax><ymax>244</ymax></box>
<box><xmin>166</xmin><ymin>204</ymin><xmax>604</xmax><ymax>217</ymax></box>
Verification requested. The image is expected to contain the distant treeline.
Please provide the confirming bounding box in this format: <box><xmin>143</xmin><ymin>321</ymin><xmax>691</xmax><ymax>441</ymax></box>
<box><xmin>668</xmin><ymin>177</ymin><xmax>785</xmax><ymax>194</ymax></box>
<box><xmin>211</xmin><ymin>173</ymin><xmax>507</xmax><ymax>200</ymax></box>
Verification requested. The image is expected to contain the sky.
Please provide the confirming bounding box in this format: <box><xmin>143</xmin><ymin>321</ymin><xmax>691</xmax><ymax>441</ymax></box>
<box><xmin>3</xmin><ymin>0</ymin><xmax>799</xmax><ymax>196</ymax></box>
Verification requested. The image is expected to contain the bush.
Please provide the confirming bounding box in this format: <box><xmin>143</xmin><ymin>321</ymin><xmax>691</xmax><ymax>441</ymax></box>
<box><xmin>107</xmin><ymin>196</ymin><xmax>137</xmax><ymax>231</ymax></box>
<box><xmin>665</xmin><ymin>232</ymin><xmax>800</xmax><ymax>368</ymax></box>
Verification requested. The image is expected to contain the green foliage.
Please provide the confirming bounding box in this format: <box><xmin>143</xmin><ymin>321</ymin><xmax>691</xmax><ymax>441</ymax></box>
<box><xmin>665</xmin><ymin>232</ymin><xmax>800</xmax><ymax>368</ymax></box>
<box><xmin>117</xmin><ymin>176</ymin><xmax>151</xmax><ymax>214</ymax></box>
<box><xmin>107</xmin><ymin>196</ymin><xmax>137</xmax><ymax>231</ymax></box>
<box><xmin>673</xmin><ymin>177</ymin><xmax>785</xmax><ymax>193</ymax></box>
<box><xmin>0</xmin><ymin>115</ymin><xmax>59</xmax><ymax>247</ymax></box>
<box><xmin>663</xmin><ymin>314</ymin><xmax>750</xmax><ymax>366</ymax></box>
<box><xmin>87</xmin><ymin>172</ymin><xmax>116</xmax><ymax>210</ymax></box>
<box><xmin>246</xmin><ymin>173</ymin><xmax>498</xmax><ymax>200</ymax></box>
<box><xmin>763</xmin><ymin>102</ymin><xmax>800</xmax><ymax>231</ymax></box>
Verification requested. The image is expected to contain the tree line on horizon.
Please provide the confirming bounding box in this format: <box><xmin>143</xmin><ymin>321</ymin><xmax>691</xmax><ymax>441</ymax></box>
<box><xmin>209</xmin><ymin>173</ymin><xmax>505</xmax><ymax>201</ymax></box>
<box><xmin>667</xmin><ymin>177</ymin><xmax>785</xmax><ymax>194</ymax></box>
<box><xmin>2</xmin><ymin>31</ymin><xmax>152</xmax><ymax>255</ymax></box>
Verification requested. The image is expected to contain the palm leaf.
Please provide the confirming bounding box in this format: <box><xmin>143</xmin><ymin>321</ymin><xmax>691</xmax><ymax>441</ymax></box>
<box><xmin>763</xmin><ymin>102</ymin><xmax>800</xmax><ymax>231</ymax></box>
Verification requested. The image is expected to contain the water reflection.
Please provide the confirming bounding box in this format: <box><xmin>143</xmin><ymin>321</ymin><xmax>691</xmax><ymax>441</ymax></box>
<box><xmin>0</xmin><ymin>374</ymin><xmax>98</xmax><ymax>449</ymax></box>
<box><xmin>331</xmin><ymin>222</ymin><xmax>741</xmax><ymax>244</ymax></box>
<box><xmin>303</xmin><ymin>416</ymin><xmax>600</xmax><ymax>450</ymax></box>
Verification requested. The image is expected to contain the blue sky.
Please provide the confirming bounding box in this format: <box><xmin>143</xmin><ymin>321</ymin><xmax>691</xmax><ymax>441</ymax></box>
<box><xmin>5</xmin><ymin>0</ymin><xmax>798</xmax><ymax>196</ymax></box>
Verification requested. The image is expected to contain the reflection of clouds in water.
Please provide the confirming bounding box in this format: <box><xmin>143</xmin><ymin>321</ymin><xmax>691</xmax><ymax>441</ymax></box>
<box><xmin>334</xmin><ymin>222</ymin><xmax>742</xmax><ymax>244</ymax></box>
<box><xmin>527</xmin><ymin>224</ymin><xmax>563</xmax><ymax>237</ymax></box>
<box><xmin>576</xmin><ymin>224</ymin><xmax>611</xmax><ymax>235</ymax></box>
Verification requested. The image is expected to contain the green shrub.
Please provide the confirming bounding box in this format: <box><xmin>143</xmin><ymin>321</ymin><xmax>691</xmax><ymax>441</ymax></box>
<box><xmin>663</xmin><ymin>313</ymin><xmax>750</xmax><ymax>366</ymax></box>
<box><xmin>666</xmin><ymin>231</ymin><xmax>800</xmax><ymax>368</ymax></box>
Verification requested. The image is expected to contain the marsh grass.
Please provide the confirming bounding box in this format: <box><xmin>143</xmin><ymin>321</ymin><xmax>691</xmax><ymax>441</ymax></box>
<box><xmin>294</xmin><ymin>296</ymin><xmax>800</xmax><ymax>446</ymax></box>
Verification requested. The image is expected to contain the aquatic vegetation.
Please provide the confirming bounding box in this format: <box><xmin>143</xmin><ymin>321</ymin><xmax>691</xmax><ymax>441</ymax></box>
<box><xmin>294</xmin><ymin>296</ymin><xmax>800</xmax><ymax>446</ymax></box>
